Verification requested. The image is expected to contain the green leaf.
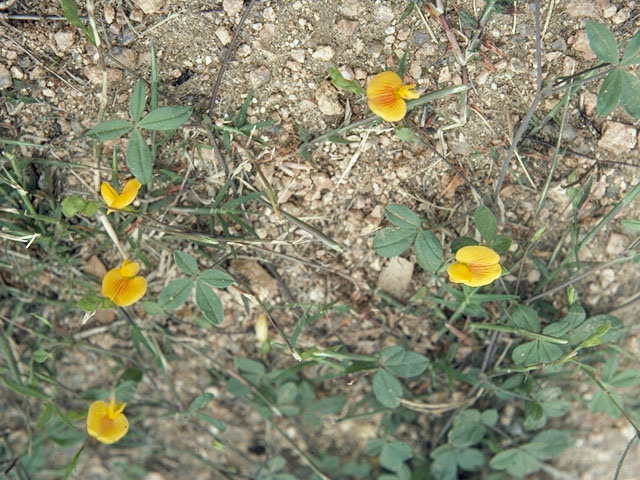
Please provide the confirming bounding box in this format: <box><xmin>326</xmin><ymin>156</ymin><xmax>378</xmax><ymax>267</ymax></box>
<box><xmin>174</xmin><ymin>250</ymin><xmax>199</xmax><ymax>276</ymax></box>
<box><xmin>524</xmin><ymin>429</ymin><xmax>572</xmax><ymax>460</ymax></box>
<box><xmin>621</xmin><ymin>219</ymin><xmax>640</xmax><ymax>231</ymax></box>
<box><xmin>129</xmin><ymin>79</ymin><xmax>146</xmax><ymax>122</ymax></box>
<box><xmin>449</xmin><ymin>421</ymin><xmax>486</xmax><ymax>448</ymax></box>
<box><xmin>195</xmin><ymin>281</ymin><xmax>224</xmax><ymax>324</ymax></box>
<box><xmin>2</xmin><ymin>378</ymin><xmax>49</xmax><ymax>400</ymax></box>
<box><xmin>590</xmin><ymin>390</ymin><xmax>621</xmax><ymax>417</ymax></box>
<box><xmin>372</xmin><ymin>369</ymin><xmax>402</xmax><ymax>408</ymax></box>
<box><xmin>36</xmin><ymin>403</ymin><xmax>54</xmax><ymax>428</ymax></box>
<box><xmin>61</xmin><ymin>196</ymin><xmax>87</xmax><ymax>218</ymax></box>
<box><xmin>596</xmin><ymin>68</ymin><xmax>623</xmax><ymax>117</ymax></box>
<box><xmin>312</xmin><ymin>396</ymin><xmax>346</xmax><ymax>415</ymax></box>
<box><xmin>373</xmin><ymin>227</ymin><xmax>416</xmax><ymax>258</ymax></box>
<box><xmin>127</xmin><ymin>128</ymin><xmax>153</xmax><ymax>184</ymax></box>
<box><xmin>490</xmin><ymin>449</ymin><xmax>541</xmax><ymax>477</ymax></box>
<box><xmin>235</xmin><ymin>358</ymin><xmax>265</xmax><ymax>375</ymax></box>
<box><xmin>276</xmin><ymin>382</ymin><xmax>298</xmax><ymax>405</ymax></box>
<box><xmin>511</xmin><ymin>340</ymin><xmax>563</xmax><ymax>366</ymax></box>
<box><xmin>328</xmin><ymin>65</ymin><xmax>365</xmax><ymax>95</ymax></box>
<box><xmin>385</xmin><ymin>205</ymin><xmax>422</xmax><ymax>229</ymax></box>
<box><xmin>397</xmin><ymin>51</ymin><xmax>408</xmax><ymax>78</ymax></box>
<box><xmin>198</xmin><ymin>268</ymin><xmax>234</xmax><ymax>288</ymax></box>
<box><xmin>234</xmin><ymin>90</ymin><xmax>253</xmax><ymax>128</ymax></box>
<box><xmin>394</xmin><ymin>126</ymin><xmax>419</xmax><ymax>143</ymax></box>
<box><xmin>481</xmin><ymin>409</ymin><xmax>498</xmax><ymax>426</ymax></box>
<box><xmin>193</xmin><ymin>411</ymin><xmax>227</xmax><ymax>431</ymax></box>
<box><xmin>620</xmin><ymin>71</ymin><xmax>640</xmax><ymax>118</ymax></box>
<box><xmin>415</xmin><ymin>229</ymin><xmax>443</xmax><ymax>272</ymax></box>
<box><xmin>81</xmin><ymin>201</ymin><xmax>98</xmax><ymax>216</ymax></box>
<box><xmin>474</xmin><ymin>205</ymin><xmax>497</xmax><ymax>243</ymax></box>
<box><xmin>585</xmin><ymin>20</ymin><xmax>619</xmax><ymax>64</ymax></box>
<box><xmin>33</xmin><ymin>349</ymin><xmax>50</xmax><ymax>363</ymax></box>
<box><xmin>77</xmin><ymin>294</ymin><xmax>103</xmax><ymax>312</ymax></box>
<box><xmin>137</xmin><ymin>106</ymin><xmax>192</xmax><ymax>130</ymax></box>
<box><xmin>568</xmin><ymin>314</ymin><xmax>622</xmax><ymax>345</ymax></box>
<box><xmin>60</xmin><ymin>0</ymin><xmax>83</xmax><ymax>27</ymax></box>
<box><xmin>491</xmin><ymin>234</ymin><xmax>512</xmax><ymax>254</ymax></box>
<box><xmin>86</xmin><ymin>119</ymin><xmax>133</xmax><ymax>141</ymax></box>
<box><xmin>158</xmin><ymin>277</ymin><xmax>193</xmax><ymax>311</ymax></box>
<box><xmin>380</xmin><ymin>441</ymin><xmax>412</xmax><ymax>472</ymax></box>
<box><xmin>451</xmin><ymin>236</ymin><xmax>478</xmax><ymax>252</ymax></box>
<box><xmin>186</xmin><ymin>392</ymin><xmax>213</xmax><ymax>414</ymax></box>
<box><xmin>430</xmin><ymin>446</ymin><xmax>458</xmax><ymax>480</ymax></box>
<box><xmin>457</xmin><ymin>448</ymin><xmax>484</xmax><ymax>472</ymax></box>
<box><xmin>510</xmin><ymin>304</ymin><xmax>540</xmax><ymax>333</ymax></box>
<box><xmin>621</xmin><ymin>29</ymin><xmax>640</xmax><ymax>65</ymax></box>
<box><xmin>542</xmin><ymin>303</ymin><xmax>586</xmax><ymax>337</ymax></box>
<box><xmin>380</xmin><ymin>346</ymin><xmax>430</xmax><ymax>378</ymax></box>
<box><xmin>609</xmin><ymin>369</ymin><xmax>640</xmax><ymax>388</ymax></box>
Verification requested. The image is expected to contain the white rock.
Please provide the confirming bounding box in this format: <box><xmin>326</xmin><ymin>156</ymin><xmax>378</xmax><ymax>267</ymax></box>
<box><xmin>312</xmin><ymin>46</ymin><xmax>335</xmax><ymax>61</ymax></box>
<box><xmin>0</xmin><ymin>65</ymin><xmax>12</xmax><ymax>90</ymax></box>
<box><xmin>564</xmin><ymin>0</ymin><xmax>597</xmax><ymax>17</ymax></box>
<box><xmin>339</xmin><ymin>0</ymin><xmax>364</xmax><ymax>18</ymax></box>
<box><xmin>223</xmin><ymin>0</ymin><xmax>243</xmax><ymax>17</ymax></box>
<box><xmin>377</xmin><ymin>257</ymin><xmax>414</xmax><ymax>300</ymax></box>
<box><xmin>215</xmin><ymin>27</ymin><xmax>232</xmax><ymax>45</ymax></box>
<box><xmin>336</xmin><ymin>19</ymin><xmax>359</xmax><ymax>36</ymax></box>
<box><xmin>291</xmin><ymin>49</ymin><xmax>305</xmax><ymax>63</ymax></box>
<box><xmin>598</xmin><ymin>122</ymin><xmax>637</xmax><ymax>155</ymax></box>
<box><xmin>104</xmin><ymin>6</ymin><xmax>115</xmax><ymax>24</ymax></box>
<box><xmin>315</xmin><ymin>81</ymin><xmax>343</xmax><ymax>116</ymax></box>
<box><xmin>54</xmin><ymin>30</ymin><xmax>75</xmax><ymax>52</ymax></box>
<box><xmin>571</xmin><ymin>31</ymin><xmax>597</xmax><ymax>60</ymax></box>
<box><xmin>375</xmin><ymin>5</ymin><xmax>395</xmax><ymax>24</ymax></box>
<box><xmin>612</xmin><ymin>7</ymin><xmax>630</xmax><ymax>24</ymax></box>
<box><xmin>132</xmin><ymin>0</ymin><xmax>164</xmax><ymax>14</ymax></box>
<box><xmin>249</xmin><ymin>66</ymin><xmax>271</xmax><ymax>88</ymax></box>
<box><xmin>606</xmin><ymin>233</ymin><xmax>627</xmax><ymax>256</ymax></box>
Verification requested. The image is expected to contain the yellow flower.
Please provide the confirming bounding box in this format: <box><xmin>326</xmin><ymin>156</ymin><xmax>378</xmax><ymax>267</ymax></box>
<box><xmin>87</xmin><ymin>397</ymin><xmax>129</xmax><ymax>444</ymax></box>
<box><xmin>101</xmin><ymin>258</ymin><xmax>147</xmax><ymax>307</ymax></box>
<box><xmin>447</xmin><ymin>245</ymin><xmax>502</xmax><ymax>287</ymax></box>
<box><xmin>367</xmin><ymin>71</ymin><xmax>419</xmax><ymax>122</ymax></box>
<box><xmin>101</xmin><ymin>179</ymin><xmax>141</xmax><ymax>214</ymax></box>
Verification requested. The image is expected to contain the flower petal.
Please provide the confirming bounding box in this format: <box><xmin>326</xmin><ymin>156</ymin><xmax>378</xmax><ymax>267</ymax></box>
<box><xmin>455</xmin><ymin>246</ymin><xmax>500</xmax><ymax>267</ymax></box>
<box><xmin>467</xmin><ymin>262</ymin><xmax>502</xmax><ymax>287</ymax></box>
<box><xmin>100</xmin><ymin>182</ymin><xmax>118</xmax><ymax>207</ymax></box>
<box><xmin>95</xmin><ymin>412</ymin><xmax>129</xmax><ymax>444</ymax></box>
<box><xmin>110</xmin><ymin>179</ymin><xmax>141</xmax><ymax>210</ymax></box>
<box><xmin>397</xmin><ymin>84</ymin><xmax>419</xmax><ymax>100</ymax></box>
<box><xmin>367</xmin><ymin>71</ymin><xmax>407</xmax><ymax>122</ymax></box>
<box><xmin>87</xmin><ymin>400</ymin><xmax>109</xmax><ymax>439</ymax></box>
<box><xmin>447</xmin><ymin>262</ymin><xmax>473</xmax><ymax>284</ymax></box>
<box><xmin>120</xmin><ymin>259</ymin><xmax>140</xmax><ymax>278</ymax></box>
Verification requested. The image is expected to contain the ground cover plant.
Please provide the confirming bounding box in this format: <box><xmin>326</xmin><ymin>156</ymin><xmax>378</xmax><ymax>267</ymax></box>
<box><xmin>1</xmin><ymin>0</ymin><xmax>640</xmax><ymax>479</ymax></box>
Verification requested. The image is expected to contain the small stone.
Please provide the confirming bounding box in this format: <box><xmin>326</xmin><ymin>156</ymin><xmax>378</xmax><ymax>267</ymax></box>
<box><xmin>603</xmin><ymin>5</ymin><xmax>617</xmax><ymax>18</ymax></box>
<box><xmin>338</xmin><ymin>0</ymin><xmax>364</xmax><ymax>18</ymax></box>
<box><xmin>438</xmin><ymin>66</ymin><xmax>451</xmax><ymax>84</ymax></box>
<box><xmin>551</xmin><ymin>38</ymin><xmax>567</xmax><ymax>50</ymax></box>
<box><xmin>315</xmin><ymin>81</ymin><xmax>343</xmax><ymax>116</ymax></box>
<box><xmin>130</xmin><ymin>8</ymin><xmax>144</xmax><ymax>22</ymax></box>
<box><xmin>509</xmin><ymin>58</ymin><xmax>526</xmax><ymax>73</ymax></box>
<box><xmin>612</xmin><ymin>7</ymin><xmax>630</xmax><ymax>24</ymax></box>
<box><xmin>10</xmin><ymin>66</ymin><xmax>23</xmax><ymax>80</ymax></box>
<box><xmin>409</xmin><ymin>63</ymin><xmax>422</xmax><ymax>79</ymax></box>
<box><xmin>375</xmin><ymin>4</ymin><xmax>394</xmax><ymax>24</ymax></box>
<box><xmin>6</xmin><ymin>50</ymin><xmax>18</xmax><ymax>60</ymax></box>
<box><xmin>104</xmin><ymin>5</ymin><xmax>115</xmax><ymax>23</ymax></box>
<box><xmin>606</xmin><ymin>233</ymin><xmax>627</xmax><ymax>256</ymax></box>
<box><xmin>231</xmin><ymin>259</ymin><xmax>278</xmax><ymax>301</ymax></box>
<box><xmin>0</xmin><ymin>65</ymin><xmax>12</xmax><ymax>90</ymax></box>
<box><xmin>290</xmin><ymin>49</ymin><xmax>305</xmax><ymax>63</ymax></box>
<box><xmin>262</xmin><ymin>7</ymin><xmax>276</xmax><ymax>22</ymax></box>
<box><xmin>369</xmin><ymin>41</ymin><xmax>383</xmax><ymax>58</ymax></box>
<box><xmin>598</xmin><ymin>122</ymin><xmax>637</xmax><ymax>155</ymax></box>
<box><xmin>527</xmin><ymin>269</ymin><xmax>541</xmax><ymax>284</ymax></box>
<box><xmin>377</xmin><ymin>257</ymin><xmax>414</xmax><ymax>300</ymax></box>
<box><xmin>108</xmin><ymin>47</ymin><xmax>136</xmax><ymax>69</ymax></box>
<box><xmin>249</xmin><ymin>65</ymin><xmax>271</xmax><ymax>88</ymax></box>
<box><xmin>583</xmin><ymin>91</ymin><xmax>597</xmax><ymax>116</ymax></box>
<box><xmin>223</xmin><ymin>0</ymin><xmax>243</xmax><ymax>17</ymax></box>
<box><xmin>132</xmin><ymin>0</ymin><xmax>164</xmax><ymax>14</ymax></box>
<box><xmin>54</xmin><ymin>30</ymin><xmax>75</xmax><ymax>52</ymax></box>
<box><xmin>571</xmin><ymin>31</ymin><xmax>597</xmax><ymax>60</ymax></box>
<box><xmin>215</xmin><ymin>27</ymin><xmax>232</xmax><ymax>45</ymax></box>
<box><xmin>564</xmin><ymin>0</ymin><xmax>597</xmax><ymax>18</ymax></box>
<box><xmin>336</xmin><ymin>19</ymin><xmax>359</xmax><ymax>36</ymax></box>
<box><xmin>84</xmin><ymin>66</ymin><xmax>123</xmax><ymax>84</ymax></box>
<box><xmin>312</xmin><ymin>46</ymin><xmax>335</xmax><ymax>61</ymax></box>
<box><xmin>414</xmin><ymin>32</ymin><xmax>430</xmax><ymax>46</ymax></box>
<box><xmin>42</xmin><ymin>88</ymin><xmax>55</xmax><ymax>98</ymax></box>
<box><xmin>338</xmin><ymin>64</ymin><xmax>354</xmax><ymax>80</ymax></box>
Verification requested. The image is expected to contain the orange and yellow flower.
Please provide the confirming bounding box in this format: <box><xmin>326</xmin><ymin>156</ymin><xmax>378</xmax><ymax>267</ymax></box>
<box><xmin>447</xmin><ymin>245</ymin><xmax>502</xmax><ymax>287</ymax></box>
<box><xmin>101</xmin><ymin>258</ymin><xmax>147</xmax><ymax>307</ymax></box>
<box><xmin>101</xmin><ymin>179</ymin><xmax>141</xmax><ymax>214</ymax></box>
<box><xmin>87</xmin><ymin>396</ymin><xmax>129</xmax><ymax>444</ymax></box>
<box><xmin>367</xmin><ymin>71</ymin><xmax>419</xmax><ymax>122</ymax></box>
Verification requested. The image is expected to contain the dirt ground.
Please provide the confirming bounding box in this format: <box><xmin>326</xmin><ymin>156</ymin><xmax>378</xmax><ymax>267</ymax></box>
<box><xmin>1</xmin><ymin>0</ymin><xmax>640</xmax><ymax>479</ymax></box>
